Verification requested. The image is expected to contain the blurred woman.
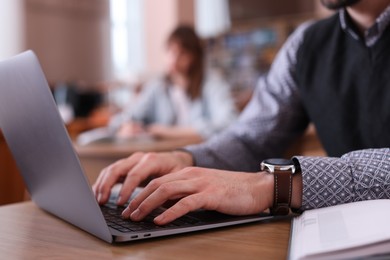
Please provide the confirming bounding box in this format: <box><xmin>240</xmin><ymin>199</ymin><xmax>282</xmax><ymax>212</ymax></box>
<box><xmin>113</xmin><ymin>25</ymin><xmax>237</xmax><ymax>140</ymax></box>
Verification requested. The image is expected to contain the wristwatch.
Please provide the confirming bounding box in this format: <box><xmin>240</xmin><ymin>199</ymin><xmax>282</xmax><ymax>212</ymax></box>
<box><xmin>260</xmin><ymin>158</ymin><xmax>297</xmax><ymax>215</ymax></box>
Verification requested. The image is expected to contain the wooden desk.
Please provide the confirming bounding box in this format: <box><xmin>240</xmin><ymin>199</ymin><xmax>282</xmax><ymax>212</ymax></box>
<box><xmin>75</xmin><ymin>137</ymin><xmax>202</xmax><ymax>185</ymax></box>
<box><xmin>0</xmin><ymin>202</ymin><xmax>291</xmax><ymax>259</ymax></box>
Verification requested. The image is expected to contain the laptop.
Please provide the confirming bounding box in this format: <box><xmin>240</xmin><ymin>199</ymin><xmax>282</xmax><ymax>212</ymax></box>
<box><xmin>0</xmin><ymin>51</ymin><xmax>274</xmax><ymax>243</ymax></box>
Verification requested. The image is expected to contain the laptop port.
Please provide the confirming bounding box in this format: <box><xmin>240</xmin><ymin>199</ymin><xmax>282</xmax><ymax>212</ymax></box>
<box><xmin>131</xmin><ymin>235</ymin><xmax>138</xmax><ymax>239</ymax></box>
<box><xmin>144</xmin><ymin>233</ymin><xmax>151</xmax><ymax>237</ymax></box>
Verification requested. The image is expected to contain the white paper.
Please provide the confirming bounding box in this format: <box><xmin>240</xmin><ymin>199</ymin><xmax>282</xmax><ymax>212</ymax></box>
<box><xmin>289</xmin><ymin>200</ymin><xmax>390</xmax><ymax>260</ymax></box>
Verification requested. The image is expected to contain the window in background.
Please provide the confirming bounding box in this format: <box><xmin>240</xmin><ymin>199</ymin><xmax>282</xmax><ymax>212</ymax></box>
<box><xmin>110</xmin><ymin>0</ymin><xmax>145</xmax><ymax>78</ymax></box>
<box><xmin>0</xmin><ymin>0</ymin><xmax>24</xmax><ymax>59</ymax></box>
<box><xmin>109</xmin><ymin>0</ymin><xmax>145</xmax><ymax>112</ymax></box>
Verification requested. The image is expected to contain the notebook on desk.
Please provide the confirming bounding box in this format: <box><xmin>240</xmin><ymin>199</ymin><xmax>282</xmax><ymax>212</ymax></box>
<box><xmin>0</xmin><ymin>51</ymin><xmax>274</xmax><ymax>243</ymax></box>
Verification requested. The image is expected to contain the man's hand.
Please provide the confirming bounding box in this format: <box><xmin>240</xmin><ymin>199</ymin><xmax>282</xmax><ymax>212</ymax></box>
<box><xmin>122</xmin><ymin>167</ymin><xmax>275</xmax><ymax>225</ymax></box>
<box><xmin>92</xmin><ymin>151</ymin><xmax>194</xmax><ymax>205</ymax></box>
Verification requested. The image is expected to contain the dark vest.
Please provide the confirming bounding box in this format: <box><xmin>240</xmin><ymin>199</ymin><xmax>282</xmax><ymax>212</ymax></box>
<box><xmin>296</xmin><ymin>13</ymin><xmax>390</xmax><ymax>156</ymax></box>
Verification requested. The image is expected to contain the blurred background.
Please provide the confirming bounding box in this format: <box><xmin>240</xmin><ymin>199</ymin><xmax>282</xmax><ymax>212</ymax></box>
<box><xmin>0</xmin><ymin>0</ymin><xmax>331</xmax><ymax>121</ymax></box>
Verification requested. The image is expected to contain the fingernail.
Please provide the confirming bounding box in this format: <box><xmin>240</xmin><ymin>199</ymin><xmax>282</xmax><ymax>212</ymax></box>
<box><xmin>97</xmin><ymin>193</ymin><xmax>102</xmax><ymax>203</ymax></box>
<box><xmin>130</xmin><ymin>209</ymin><xmax>140</xmax><ymax>220</ymax></box>
<box><xmin>154</xmin><ymin>214</ymin><xmax>165</xmax><ymax>224</ymax></box>
<box><xmin>122</xmin><ymin>207</ymin><xmax>130</xmax><ymax>219</ymax></box>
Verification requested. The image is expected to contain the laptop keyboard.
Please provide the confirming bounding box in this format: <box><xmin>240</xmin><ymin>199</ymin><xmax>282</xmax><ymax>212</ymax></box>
<box><xmin>101</xmin><ymin>203</ymin><xmax>202</xmax><ymax>233</ymax></box>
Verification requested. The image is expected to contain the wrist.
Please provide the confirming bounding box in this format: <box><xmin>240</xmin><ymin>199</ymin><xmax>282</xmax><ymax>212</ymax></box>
<box><xmin>262</xmin><ymin>171</ymin><xmax>275</xmax><ymax>210</ymax></box>
<box><xmin>172</xmin><ymin>150</ymin><xmax>194</xmax><ymax>167</ymax></box>
<box><xmin>252</xmin><ymin>171</ymin><xmax>274</xmax><ymax>213</ymax></box>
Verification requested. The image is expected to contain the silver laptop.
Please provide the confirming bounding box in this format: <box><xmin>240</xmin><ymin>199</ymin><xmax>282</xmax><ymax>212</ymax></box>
<box><xmin>0</xmin><ymin>51</ymin><xmax>274</xmax><ymax>243</ymax></box>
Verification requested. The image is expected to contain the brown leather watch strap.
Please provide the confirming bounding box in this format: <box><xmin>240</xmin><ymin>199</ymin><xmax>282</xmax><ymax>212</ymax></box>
<box><xmin>271</xmin><ymin>169</ymin><xmax>292</xmax><ymax>215</ymax></box>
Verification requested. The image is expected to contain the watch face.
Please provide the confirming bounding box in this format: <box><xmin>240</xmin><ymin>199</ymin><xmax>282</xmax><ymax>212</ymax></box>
<box><xmin>261</xmin><ymin>158</ymin><xmax>295</xmax><ymax>173</ymax></box>
<box><xmin>263</xmin><ymin>158</ymin><xmax>293</xmax><ymax>166</ymax></box>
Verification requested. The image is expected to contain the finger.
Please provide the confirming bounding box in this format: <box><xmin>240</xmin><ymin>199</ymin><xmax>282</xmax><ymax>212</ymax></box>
<box><xmin>96</xmin><ymin>153</ymin><xmax>144</xmax><ymax>204</ymax></box>
<box><xmin>92</xmin><ymin>163</ymin><xmax>117</xmax><ymax>201</ymax></box>
<box><xmin>124</xmin><ymin>168</ymin><xmax>195</xmax><ymax>211</ymax></box>
<box><xmin>93</xmin><ymin>161</ymin><xmax>120</xmax><ymax>195</ymax></box>
<box><xmin>115</xmin><ymin>160</ymin><xmax>151</xmax><ymax>205</ymax></box>
<box><xmin>92</xmin><ymin>167</ymin><xmax>106</xmax><ymax>196</ymax></box>
<box><xmin>117</xmin><ymin>153</ymin><xmax>185</xmax><ymax>205</ymax></box>
<box><xmin>94</xmin><ymin>160</ymin><xmax>127</xmax><ymax>204</ymax></box>
<box><xmin>123</xmin><ymin>179</ymin><xmax>197</xmax><ymax>221</ymax></box>
<box><xmin>116</xmin><ymin>153</ymin><xmax>166</xmax><ymax>205</ymax></box>
<box><xmin>154</xmin><ymin>194</ymin><xmax>205</xmax><ymax>225</ymax></box>
<box><xmin>93</xmin><ymin>169</ymin><xmax>104</xmax><ymax>189</ymax></box>
<box><xmin>121</xmin><ymin>179</ymin><xmax>178</xmax><ymax>219</ymax></box>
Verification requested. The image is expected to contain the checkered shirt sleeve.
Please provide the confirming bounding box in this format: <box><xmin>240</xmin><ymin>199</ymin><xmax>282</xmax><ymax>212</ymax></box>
<box><xmin>294</xmin><ymin>148</ymin><xmax>390</xmax><ymax>211</ymax></box>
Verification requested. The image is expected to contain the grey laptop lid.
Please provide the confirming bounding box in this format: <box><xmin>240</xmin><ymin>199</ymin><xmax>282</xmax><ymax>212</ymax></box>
<box><xmin>0</xmin><ymin>51</ymin><xmax>112</xmax><ymax>243</ymax></box>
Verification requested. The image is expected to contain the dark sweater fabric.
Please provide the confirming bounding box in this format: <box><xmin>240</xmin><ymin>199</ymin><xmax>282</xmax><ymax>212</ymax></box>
<box><xmin>296</xmin><ymin>13</ymin><xmax>390</xmax><ymax>156</ymax></box>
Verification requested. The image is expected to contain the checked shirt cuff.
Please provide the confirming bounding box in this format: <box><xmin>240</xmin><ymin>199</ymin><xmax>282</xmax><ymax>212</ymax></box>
<box><xmin>293</xmin><ymin>156</ymin><xmax>355</xmax><ymax>211</ymax></box>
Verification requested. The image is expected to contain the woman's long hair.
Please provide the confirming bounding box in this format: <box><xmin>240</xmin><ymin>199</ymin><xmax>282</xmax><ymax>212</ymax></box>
<box><xmin>166</xmin><ymin>25</ymin><xmax>204</xmax><ymax>100</ymax></box>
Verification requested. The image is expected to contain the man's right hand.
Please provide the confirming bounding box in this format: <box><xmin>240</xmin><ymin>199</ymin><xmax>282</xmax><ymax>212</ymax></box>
<box><xmin>92</xmin><ymin>151</ymin><xmax>194</xmax><ymax>205</ymax></box>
